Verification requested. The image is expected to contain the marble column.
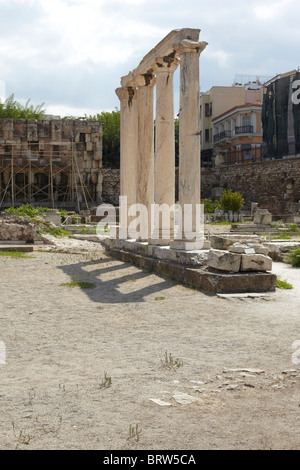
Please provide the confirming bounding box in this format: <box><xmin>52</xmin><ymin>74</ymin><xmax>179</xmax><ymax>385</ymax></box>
<box><xmin>150</xmin><ymin>58</ymin><xmax>179</xmax><ymax>245</ymax></box>
<box><xmin>170</xmin><ymin>40</ymin><xmax>208</xmax><ymax>251</ymax></box>
<box><xmin>135</xmin><ymin>73</ymin><xmax>155</xmax><ymax>241</ymax></box>
<box><xmin>115</xmin><ymin>86</ymin><xmax>138</xmax><ymax>237</ymax></box>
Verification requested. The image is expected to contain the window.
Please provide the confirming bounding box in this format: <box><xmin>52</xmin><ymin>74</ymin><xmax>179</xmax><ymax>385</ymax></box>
<box><xmin>242</xmin><ymin>115</ymin><xmax>251</xmax><ymax>127</ymax></box>
<box><xmin>242</xmin><ymin>143</ymin><xmax>251</xmax><ymax>160</ymax></box>
<box><xmin>205</xmin><ymin>103</ymin><xmax>210</xmax><ymax>117</ymax></box>
<box><xmin>205</xmin><ymin>129</ymin><xmax>210</xmax><ymax>143</ymax></box>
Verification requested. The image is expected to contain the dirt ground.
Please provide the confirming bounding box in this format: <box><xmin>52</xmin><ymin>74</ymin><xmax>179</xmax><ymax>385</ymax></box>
<box><xmin>0</xmin><ymin>231</ymin><xmax>299</xmax><ymax>450</ymax></box>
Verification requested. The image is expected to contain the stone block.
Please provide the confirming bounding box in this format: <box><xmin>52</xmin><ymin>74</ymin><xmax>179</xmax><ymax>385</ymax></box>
<box><xmin>86</xmin><ymin>141</ymin><xmax>93</xmax><ymax>152</ymax></box>
<box><xmin>207</xmin><ymin>249</ymin><xmax>241</xmax><ymax>273</ymax></box>
<box><xmin>228</xmin><ymin>243</ymin><xmax>249</xmax><ymax>253</ymax></box>
<box><xmin>263</xmin><ymin>242</ymin><xmax>282</xmax><ymax>261</ymax></box>
<box><xmin>241</xmin><ymin>254</ymin><xmax>272</xmax><ymax>272</ymax></box>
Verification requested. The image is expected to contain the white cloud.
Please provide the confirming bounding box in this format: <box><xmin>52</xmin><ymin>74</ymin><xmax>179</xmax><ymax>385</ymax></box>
<box><xmin>206</xmin><ymin>49</ymin><xmax>232</xmax><ymax>68</ymax></box>
<box><xmin>253</xmin><ymin>0</ymin><xmax>292</xmax><ymax>20</ymax></box>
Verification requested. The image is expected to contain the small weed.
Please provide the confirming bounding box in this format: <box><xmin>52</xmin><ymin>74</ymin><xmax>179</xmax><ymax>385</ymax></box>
<box><xmin>99</xmin><ymin>372</ymin><xmax>112</xmax><ymax>389</ymax></box>
<box><xmin>155</xmin><ymin>296</ymin><xmax>165</xmax><ymax>301</ymax></box>
<box><xmin>36</xmin><ymin>414</ymin><xmax>63</xmax><ymax>435</ymax></box>
<box><xmin>12</xmin><ymin>422</ymin><xmax>35</xmax><ymax>445</ymax></box>
<box><xmin>59</xmin><ymin>280</ymin><xmax>96</xmax><ymax>289</ymax></box>
<box><xmin>140</xmin><ymin>244</ymin><xmax>148</xmax><ymax>257</ymax></box>
<box><xmin>128</xmin><ymin>423</ymin><xmax>142</xmax><ymax>442</ymax></box>
<box><xmin>97</xmin><ymin>306</ymin><xmax>105</xmax><ymax>310</ymax></box>
<box><xmin>161</xmin><ymin>351</ymin><xmax>183</xmax><ymax>369</ymax></box>
<box><xmin>276</xmin><ymin>279</ymin><xmax>293</xmax><ymax>290</ymax></box>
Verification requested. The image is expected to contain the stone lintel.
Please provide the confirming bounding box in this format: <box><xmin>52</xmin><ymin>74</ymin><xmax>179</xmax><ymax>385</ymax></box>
<box><xmin>121</xmin><ymin>28</ymin><xmax>201</xmax><ymax>87</ymax></box>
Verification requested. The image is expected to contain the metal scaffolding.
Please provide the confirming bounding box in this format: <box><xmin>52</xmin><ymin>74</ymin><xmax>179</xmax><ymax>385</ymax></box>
<box><xmin>0</xmin><ymin>141</ymin><xmax>91</xmax><ymax>210</ymax></box>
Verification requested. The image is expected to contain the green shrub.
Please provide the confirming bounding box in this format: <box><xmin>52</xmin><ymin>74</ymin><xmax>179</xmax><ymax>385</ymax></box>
<box><xmin>202</xmin><ymin>198</ymin><xmax>222</xmax><ymax>214</ymax></box>
<box><xmin>286</xmin><ymin>248</ymin><xmax>300</xmax><ymax>267</ymax></box>
<box><xmin>4</xmin><ymin>204</ymin><xmax>47</xmax><ymax>218</ymax></box>
<box><xmin>220</xmin><ymin>189</ymin><xmax>245</xmax><ymax>212</ymax></box>
<box><xmin>287</xmin><ymin>223</ymin><xmax>300</xmax><ymax>233</ymax></box>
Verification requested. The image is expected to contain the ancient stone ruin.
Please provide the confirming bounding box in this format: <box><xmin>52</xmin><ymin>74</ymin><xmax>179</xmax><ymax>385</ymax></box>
<box><xmin>102</xmin><ymin>28</ymin><xmax>278</xmax><ymax>294</ymax></box>
<box><xmin>116</xmin><ymin>28</ymin><xmax>208</xmax><ymax>250</ymax></box>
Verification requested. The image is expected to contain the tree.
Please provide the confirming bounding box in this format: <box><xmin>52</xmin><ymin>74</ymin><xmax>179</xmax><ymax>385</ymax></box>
<box><xmin>0</xmin><ymin>94</ymin><xmax>46</xmax><ymax>119</ymax></box>
<box><xmin>95</xmin><ymin>109</ymin><xmax>120</xmax><ymax>168</ymax></box>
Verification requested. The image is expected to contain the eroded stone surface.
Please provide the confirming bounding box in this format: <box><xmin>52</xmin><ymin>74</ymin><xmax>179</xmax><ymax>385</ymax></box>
<box><xmin>241</xmin><ymin>253</ymin><xmax>272</xmax><ymax>272</ymax></box>
<box><xmin>207</xmin><ymin>249</ymin><xmax>241</xmax><ymax>272</ymax></box>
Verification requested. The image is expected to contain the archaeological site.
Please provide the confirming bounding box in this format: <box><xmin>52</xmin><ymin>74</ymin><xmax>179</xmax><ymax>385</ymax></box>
<box><xmin>0</xmin><ymin>27</ymin><xmax>300</xmax><ymax>452</ymax></box>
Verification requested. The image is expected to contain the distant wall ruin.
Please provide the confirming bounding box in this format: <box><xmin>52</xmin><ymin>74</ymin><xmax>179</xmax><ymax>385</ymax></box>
<box><xmin>0</xmin><ymin>118</ymin><xmax>103</xmax><ymax>209</ymax></box>
<box><xmin>101</xmin><ymin>156</ymin><xmax>300</xmax><ymax>220</ymax></box>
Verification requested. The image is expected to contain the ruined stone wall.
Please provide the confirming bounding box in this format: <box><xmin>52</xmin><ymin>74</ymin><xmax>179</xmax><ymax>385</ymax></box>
<box><xmin>100</xmin><ymin>168</ymin><xmax>120</xmax><ymax>206</ymax></box>
<box><xmin>214</xmin><ymin>157</ymin><xmax>300</xmax><ymax>217</ymax></box>
<box><xmin>0</xmin><ymin>118</ymin><xmax>103</xmax><ymax>207</ymax></box>
<box><xmin>100</xmin><ymin>157</ymin><xmax>300</xmax><ymax>219</ymax></box>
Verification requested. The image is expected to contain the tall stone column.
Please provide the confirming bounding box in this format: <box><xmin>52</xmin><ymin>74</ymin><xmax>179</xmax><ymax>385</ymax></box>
<box><xmin>170</xmin><ymin>40</ymin><xmax>209</xmax><ymax>251</ymax></box>
<box><xmin>150</xmin><ymin>58</ymin><xmax>179</xmax><ymax>245</ymax></box>
<box><xmin>115</xmin><ymin>86</ymin><xmax>138</xmax><ymax>237</ymax></box>
<box><xmin>135</xmin><ymin>73</ymin><xmax>155</xmax><ymax>241</ymax></box>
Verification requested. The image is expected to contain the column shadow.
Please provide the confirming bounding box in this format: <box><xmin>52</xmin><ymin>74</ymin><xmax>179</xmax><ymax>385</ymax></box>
<box><xmin>57</xmin><ymin>255</ymin><xmax>173</xmax><ymax>304</ymax></box>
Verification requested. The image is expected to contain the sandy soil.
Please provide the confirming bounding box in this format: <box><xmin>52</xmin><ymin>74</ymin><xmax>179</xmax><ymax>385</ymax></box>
<box><xmin>0</xmin><ymin>233</ymin><xmax>299</xmax><ymax>450</ymax></box>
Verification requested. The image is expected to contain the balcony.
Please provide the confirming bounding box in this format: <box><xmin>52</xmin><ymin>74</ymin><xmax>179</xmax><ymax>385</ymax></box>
<box><xmin>235</xmin><ymin>125</ymin><xmax>254</xmax><ymax>135</ymax></box>
<box><xmin>213</xmin><ymin>130</ymin><xmax>232</xmax><ymax>144</ymax></box>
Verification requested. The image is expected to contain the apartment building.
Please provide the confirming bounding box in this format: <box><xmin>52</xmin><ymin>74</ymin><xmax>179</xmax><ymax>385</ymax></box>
<box><xmin>200</xmin><ymin>79</ymin><xmax>264</xmax><ymax>165</ymax></box>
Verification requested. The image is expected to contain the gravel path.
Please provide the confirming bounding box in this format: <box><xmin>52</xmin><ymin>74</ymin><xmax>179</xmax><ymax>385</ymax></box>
<box><xmin>0</xmin><ymin>235</ymin><xmax>299</xmax><ymax>450</ymax></box>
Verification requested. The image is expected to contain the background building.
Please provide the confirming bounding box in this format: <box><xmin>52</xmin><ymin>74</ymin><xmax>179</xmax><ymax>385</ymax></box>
<box><xmin>200</xmin><ymin>77</ymin><xmax>265</xmax><ymax>165</ymax></box>
<box><xmin>262</xmin><ymin>69</ymin><xmax>300</xmax><ymax>159</ymax></box>
<box><xmin>212</xmin><ymin>102</ymin><xmax>263</xmax><ymax>164</ymax></box>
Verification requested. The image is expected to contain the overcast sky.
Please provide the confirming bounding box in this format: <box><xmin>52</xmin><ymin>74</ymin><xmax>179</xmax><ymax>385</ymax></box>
<box><xmin>0</xmin><ymin>0</ymin><xmax>299</xmax><ymax>118</ymax></box>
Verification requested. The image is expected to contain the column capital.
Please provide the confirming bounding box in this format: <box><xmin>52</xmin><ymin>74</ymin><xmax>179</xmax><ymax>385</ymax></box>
<box><xmin>173</xmin><ymin>39</ymin><xmax>208</xmax><ymax>57</ymax></box>
<box><xmin>115</xmin><ymin>86</ymin><xmax>137</xmax><ymax>103</ymax></box>
<box><xmin>134</xmin><ymin>72</ymin><xmax>156</xmax><ymax>88</ymax></box>
<box><xmin>153</xmin><ymin>57</ymin><xmax>179</xmax><ymax>74</ymax></box>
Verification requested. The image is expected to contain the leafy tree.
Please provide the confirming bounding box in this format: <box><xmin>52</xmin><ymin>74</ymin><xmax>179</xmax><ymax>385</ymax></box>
<box><xmin>63</xmin><ymin>109</ymin><xmax>120</xmax><ymax>168</ymax></box>
<box><xmin>0</xmin><ymin>94</ymin><xmax>46</xmax><ymax>119</ymax></box>
<box><xmin>220</xmin><ymin>189</ymin><xmax>245</xmax><ymax>212</ymax></box>
<box><xmin>95</xmin><ymin>109</ymin><xmax>120</xmax><ymax>168</ymax></box>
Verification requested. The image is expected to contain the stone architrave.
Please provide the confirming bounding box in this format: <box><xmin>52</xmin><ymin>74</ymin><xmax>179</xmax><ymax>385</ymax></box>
<box><xmin>150</xmin><ymin>57</ymin><xmax>179</xmax><ymax>245</ymax></box>
<box><xmin>170</xmin><ymin>39</ymin><xmax>208</xmax><ymax>251</ymax></box>
<box><xmin>115</xmin><ymin>86</ymin><xmax>138</xmax><ymax>236</ymax></box>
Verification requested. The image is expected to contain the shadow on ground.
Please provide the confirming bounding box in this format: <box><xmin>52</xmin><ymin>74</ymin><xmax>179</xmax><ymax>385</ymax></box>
<box><xmin>57</xmin><ymin>254</ymin><xmax>173</xmax><ymax>304</ymax></box>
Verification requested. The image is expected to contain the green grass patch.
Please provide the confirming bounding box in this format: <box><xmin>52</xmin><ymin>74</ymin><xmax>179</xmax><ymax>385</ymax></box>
<box><xmin>59</xmin><ymin>280</ymin><xmax>96</xmax><ymax>289</ymax></box>
<box><xmin>155</xmin><ymin>296</ymin><xmax>165</xmax><ymax>301</ymax></box>
<box><xmin>271</xmin><ymin>234</ymin><xmax>292</xmax><ymax>240</ymax></box>
<box><xmin>208</xmin><ymin>221</ymin><xmax>232</xmax><ymax>225</ymax></box>
<box><xmin>0</xmin><ymin>250</ymin><xmax>35</xmax><ymax>259</ymax></box>
<box><xmin>276</xmin><ymin>279</ymin><xmax>293</xmax><ymax>290</ymax></box>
